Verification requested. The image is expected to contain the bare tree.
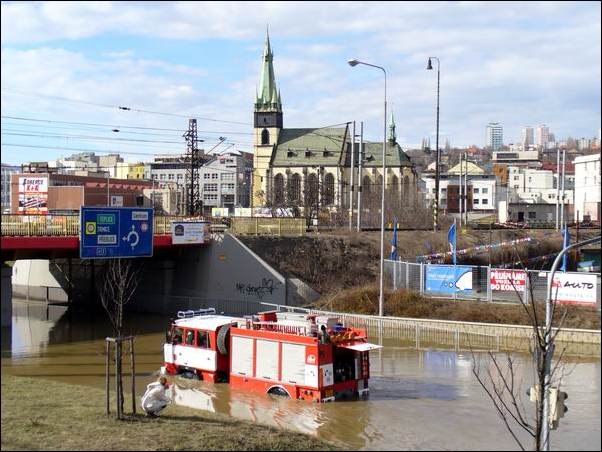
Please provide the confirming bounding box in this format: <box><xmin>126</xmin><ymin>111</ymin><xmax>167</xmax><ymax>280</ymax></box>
<box><xmin>471</xmin><ymin>245</ymin><xmax>570</xmax><ymax>451</ymax></box>
<box><xmin>99</xmin><ymin>258</ymin><xmax>142</xmax><ymax>419</ymax></box>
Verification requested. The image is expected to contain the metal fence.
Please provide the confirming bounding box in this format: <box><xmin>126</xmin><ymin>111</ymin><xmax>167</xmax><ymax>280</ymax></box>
<box><xmin>385</xmin><ymin>259</ymin><xmax>602</xmax><ymax>307</ymax></box>
<box><xmin>1</xmin><ymin>214</ymin><xmax>192</xmax><ymax>237</ymax></box>
<box><xmin>229</xmin><ymin>217</ymin><xmax>306</xmax><ymax>236</ymax></box>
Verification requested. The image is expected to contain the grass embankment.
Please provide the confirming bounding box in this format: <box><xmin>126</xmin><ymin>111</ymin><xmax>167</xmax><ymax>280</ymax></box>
<box><xmin>1</xmin><ymin>374</ymin><xmax>336</xmax><ymax>451</ymax></box>
<box><xmin>315</xmin><ymin>286</ymin><xmax>601</xmax><ymax>330</ymax></box>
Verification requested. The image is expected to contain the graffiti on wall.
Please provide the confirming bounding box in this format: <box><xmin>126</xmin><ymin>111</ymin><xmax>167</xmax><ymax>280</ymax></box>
<box><xmin>235</xmin><ymin>278</ymin><xmax>279</xmax><ymax>299</ymax></box>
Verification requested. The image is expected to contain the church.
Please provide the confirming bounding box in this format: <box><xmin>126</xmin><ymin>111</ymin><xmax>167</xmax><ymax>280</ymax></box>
<box><xmin>252</xmin><ymin>32</ymin><xmax>416</xmax><ymax>219</ymax></box>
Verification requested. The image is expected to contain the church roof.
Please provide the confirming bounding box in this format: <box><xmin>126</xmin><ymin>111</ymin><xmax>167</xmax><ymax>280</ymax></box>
<box><xmin>346</xmin><ymin>141</ymin><xmax>413</xmax><ymax>168</ymax></box>
<box><xmin>271</xmin><ymin>127</ymin><xmax>348</xmax><ymax>166</ymax></box>
<box><xmin>256</xmin><ymin>30</ymin><xmax>281</xmax><ymax>110</ymax></box>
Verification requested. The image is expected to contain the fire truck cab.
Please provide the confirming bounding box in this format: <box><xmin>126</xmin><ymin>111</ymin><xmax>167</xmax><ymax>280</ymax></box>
<box><xmin>162</xmin><ymin>308</ymin><xmax>382</xmax><ymax>403</ymax></box>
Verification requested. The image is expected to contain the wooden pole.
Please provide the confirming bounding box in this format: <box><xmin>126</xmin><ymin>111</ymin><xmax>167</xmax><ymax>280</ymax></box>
<box><xmin>115</xmin><ymin>339</ymin><xmax>121</xmax><ymax>419</ymax></box>
<box><xmin>105</xmin><ymin>339</ymin><xmax>110</xmax><ymax>416</ymax></box>
<box><xmin>130</xmin><ymin>337</ymin><xmax>136</xmax><ymax>415</ymax></box>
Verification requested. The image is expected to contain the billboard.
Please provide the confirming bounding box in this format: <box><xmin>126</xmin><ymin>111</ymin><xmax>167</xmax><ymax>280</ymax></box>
<box><xmin>490</xmin><ymin>269</ymin><xmax>526</xmax><ymax>292</ymax></box>
<box><xmin>549</xmin><ymin>272</ymin><xmax>598</xmax><ymax>305</ymax></box>
<box><xmin>425</xmin><ymin>265</ymin><xmax>473</xmax><ymax>295</ymax></box>
<box><xmin>171</xmin><ymin>221</ymin><xmax>210</xmax><ymax>245</ymax></box>
<box><xmin>18</xmin><ymin>176</ymin><xmax>48</xmax><ymax>214</ymax></box>
<box><xmin>80</xmin><ymin>207</ymin><xmax>154</xmax><ymax>259</ymax></box>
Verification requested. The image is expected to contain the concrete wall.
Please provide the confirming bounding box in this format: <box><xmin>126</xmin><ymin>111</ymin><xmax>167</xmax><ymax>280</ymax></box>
<box><xmin>2</xmin><ymin>264</ymin><xmax>12</xmax><ymax>327</ymax></box>
<box><xmin>12</xmin><ymin>260</ymin><xmax>67</xmax><ymax>302</ymax></box>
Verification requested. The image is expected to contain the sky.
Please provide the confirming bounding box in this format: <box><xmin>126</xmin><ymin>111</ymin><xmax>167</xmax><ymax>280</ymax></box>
<box><xmin>1</xmin><ymin>1</ymin><xmax>601</xmax><ymax>165</ymax></box>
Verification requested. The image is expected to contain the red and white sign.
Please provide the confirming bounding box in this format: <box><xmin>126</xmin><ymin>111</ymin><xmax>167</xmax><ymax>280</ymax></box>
<box><xmin>550</xmin><ymin>272</ymin><xmax>598</xmax><ymax>305</ymax></box>
<box><xmin>18</xmin><ymin>176</ymin><xmax>48</xmax><ymax>214</ymax></box>
<box><xmin>490</xmin><ymin>269</ymin><xmax>527</xmax><ymax>292</ymax></box>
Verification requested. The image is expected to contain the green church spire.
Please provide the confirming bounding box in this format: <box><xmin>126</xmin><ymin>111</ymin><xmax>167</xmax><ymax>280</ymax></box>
<box><xmin>256</xmin><ymin>28</ymin><xmax>281</xmax><ymax>111</ymax></box>
<box><xmin>388</xmin><ymin>111</ymin><xmax>397</xmax><ymax>143</ymax></box>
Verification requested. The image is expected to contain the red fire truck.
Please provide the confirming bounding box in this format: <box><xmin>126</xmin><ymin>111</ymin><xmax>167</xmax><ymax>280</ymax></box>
<box><xmin>162</xmin><ymin>308</ymin><xmax>382</xmax><ymax>402</ymax></box>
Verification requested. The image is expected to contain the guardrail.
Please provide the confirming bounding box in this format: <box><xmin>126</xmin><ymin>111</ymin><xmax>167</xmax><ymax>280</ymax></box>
<box><xmin>229</xmin><ymin>217</ymin><xmax>306</xmax><ymax>236</ymax></box>
<box><xmin>0</xmin><ymin>214</ymin><xmax>188</xmax><ymax>236</ymax></box>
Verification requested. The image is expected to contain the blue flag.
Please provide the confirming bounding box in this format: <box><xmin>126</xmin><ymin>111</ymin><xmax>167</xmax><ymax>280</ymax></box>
<box><xmin>390</xmin><ymin>218</ymin><xmax>398</xmax><ymax>260</ymax></box>
<box><xmin>448</xmin><ymin>221</ymin><xmax>457</xmax><ymax>265</ymax></box>
<box><xmin>561</xmin><ymin>226</ymin><xmax>570</xmax><ymax>272</ymax></box>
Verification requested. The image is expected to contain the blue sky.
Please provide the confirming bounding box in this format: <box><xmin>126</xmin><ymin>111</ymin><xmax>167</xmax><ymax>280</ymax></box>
<box><xmin>1</xmin><ymin>1</ymin><xmax>600</xmax><ymax>164</ymax></box>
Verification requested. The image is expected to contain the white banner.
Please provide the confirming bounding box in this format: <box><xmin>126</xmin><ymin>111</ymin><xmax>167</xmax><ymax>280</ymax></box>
<box><xmin>549</xmin><ymin>272</ymin><xmax>598</xmax><ymax>305</ymax></box>
<box><xmin>18</xmin><ymin>176</ymin><xmax>48</xmax><ymax>213</ymax></box>
<box><xmin>19</xmin><ymin>176</ymin><xmax>48</xmax><ymax>194</ymax></box>
<box><xmin>171</xmin><ymin>221</ymin><xmax>210</xmax><ymax>244</ymax></box>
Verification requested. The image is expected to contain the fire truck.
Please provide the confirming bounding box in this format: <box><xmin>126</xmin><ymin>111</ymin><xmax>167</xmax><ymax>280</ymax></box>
<box><xmin>162</xmin><ymin>308</ymin><xmax>382</xmax><ymax>402</ymax></box>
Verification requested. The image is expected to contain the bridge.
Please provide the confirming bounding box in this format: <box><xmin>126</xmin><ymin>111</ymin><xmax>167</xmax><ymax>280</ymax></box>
<box><xmin>1</xmin><ymin>214</ymin><xmax>209</xmax><ymax>260</ymax></box>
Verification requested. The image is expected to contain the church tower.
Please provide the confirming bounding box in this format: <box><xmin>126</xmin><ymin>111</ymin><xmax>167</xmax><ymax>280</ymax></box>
<box><xmin>252</xmin><ymin>30</ymin><xmax>283</xmax><ymax>207</ymax></box>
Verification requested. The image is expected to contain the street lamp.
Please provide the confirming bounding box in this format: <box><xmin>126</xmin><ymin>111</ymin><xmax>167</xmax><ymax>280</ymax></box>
<box><xmin>426</xmin><ymin>56</ymin><xmax>440</xmax><ymax>231</ymax></box>
<box><xmin>348</xmin><ymin>58</ymin><xmax>387</xmax><ymax>317</ymax></box>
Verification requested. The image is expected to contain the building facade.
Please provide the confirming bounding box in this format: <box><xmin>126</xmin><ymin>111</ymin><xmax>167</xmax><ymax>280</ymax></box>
<box><xmin>522</xmin><ymin>126</ymin><xmax>534</xmax><ymax>149</ymax></box>
<box><xmin>536</xmin><ymin>124</ymin><xmax>550</xmax><ymax>148</ymax></box>
<box><xmin>1</xmin><ymin>164</ymin><xmax>20</xmax><ymax>213</ymax></box>
<box><xmin>574</xmin><ymin>153</ymin><xmax>601</xmax><ymax>222</ymax></box>
<box><xmin>486</xmin><ymin>123</ymin><xmax>503</xmax><ymax>150</ymax></box>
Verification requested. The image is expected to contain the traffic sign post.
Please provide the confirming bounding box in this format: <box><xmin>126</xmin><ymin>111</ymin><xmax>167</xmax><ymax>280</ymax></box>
<box><xmin>80</xmin><ymin>207</ymin><xmax>154</xmax><ymax>259</ymax></box>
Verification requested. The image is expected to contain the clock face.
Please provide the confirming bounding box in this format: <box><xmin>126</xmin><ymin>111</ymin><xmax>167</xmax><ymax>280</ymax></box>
<box><xmin>254</xmin><ymin>112</ymin><xmax>282</xmax><ymax>128</ymax></box>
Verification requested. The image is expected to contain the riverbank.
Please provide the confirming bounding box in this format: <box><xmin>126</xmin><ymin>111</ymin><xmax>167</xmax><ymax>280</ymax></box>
<box><xmin>0</xmin><ymin>374</ymin><xmax>336</xmax><ymax>451</ymax></box>
<box><xmin>313</xmin><ymin>285</ymin><xmax>601</xmax><ymax>330</ymax></box>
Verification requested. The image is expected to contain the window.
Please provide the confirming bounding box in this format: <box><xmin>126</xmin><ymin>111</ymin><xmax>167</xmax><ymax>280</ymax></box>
<box><xmin>203</xmin><ymin>193</ymin><xmax>218</xmax><ymax>201</ymax></box>
<box><xmin>473</xmin><ymin>187</ymin><xmax>479</xmax><ymax>193</ymax></box>
<box><xmin>261</xmin><ymin>128</ymin><xmax>270</xmax><ymax>145</ymax></box>
<box><xmin>160</xmin><ymin>174</ymin><xmax>166</xmax><ymax>180</ymax></box>
<box><xmin>223</xmin><ymin>183</ymin><xmax>235</xmax><ymax>190</ymax></box>
<box><xmin>482</xmin><ymin>199</ymin><xmax>488</xmax><ymax>205</ymax></box>
<box><xmin>528</xmin><ymin>211</ymin><xmax>537</xmax><ymax>219</ymax></box>
<box><xmin>172</xmin><ymin>328</ymin><xmax>184</xmax><ymax>344</ymax></box>
<box><xmin>204</xmin><ymin>183</ymin><xmax>218</xmax><ymax>191</ymax></box>
<box><xmin>177</xmin><ymin>174</ymin><xmax>183</xmax><ymax>180</ymax></box>
<box><xmin>221</xmin><ymin>173</ymin><xmax>233</xmax><ymax>181</ymax></box>
<box><xmin>204</xmin><ymin>174</ymin><xmax>211</xmax><ymax>180</ymax></box>
<box><xmin>474</xmin><ymin>199</ymin><xmax>480</xmax><ymax>204</ymax></box>
<box><xmin>514</xmin><ymin>176</ymin><xmax>520</xmax><ymax>180</ymax></box>
<box><xmin>441</xmin><ymin>187</ymin><xmax>447</xmax><ymax>193</ymax></box>
<box><xmin>196</xmin><ymin>331</ymin><xmax>210</xmax><ymax>349</ymax></box>
<box><xmin>185</xmin><ymin>330</ymin><xmax>195</xmax><ymax>345</ymax></box>
<box><xmin>211</xmin><ymin>173</ymin><xmax>219</xmax><ymax>179</ymax></box>
<box><xmin>168</xmin><ymin>174</ymin><xmax>174</xmax><ymax>180</ymax></box>
<box><xmin>482</xmin><ymin>187</ymin><xmax>488</xmax><ymax>194</ymax></box>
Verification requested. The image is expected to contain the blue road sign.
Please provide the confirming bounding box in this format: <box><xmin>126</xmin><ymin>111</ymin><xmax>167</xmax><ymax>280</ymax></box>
<box><xmin>80</xmin><ymin>207</ymin><xmax>154</xmax><ymax>259</ymax></box>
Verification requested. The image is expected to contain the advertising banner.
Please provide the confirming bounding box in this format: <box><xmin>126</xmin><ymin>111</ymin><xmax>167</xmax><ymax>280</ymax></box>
<box><xmin>110</xmin><ymin>195</ymin><xmax>124</xmax><ymax>207</ymax></box>
<box><xmin>171</xmin><ymin>221</ymin><xmax>210</xmax><ymax>245</ymax></box>
<box><xmin>211</xmin><ymin>207</ymin><xmax>230</xmax><ymax>217</ymax></box>
<box><xmin>490</xmin><ymin>269</ymin><xmax>527</xmax><ymax>292</ymax></box>
<box><xmin>18</xmin><ymin>176</ymin><xmax>48</xmax><ymax>214</ymax></box>
<box><xmin>425</xmin><ymin>265</ymin><xmax>473</xmax><ymax>295</ymax></box>
<box><xmin>549</xmin><ymin>272</ymin><xmax>597</xmax><ymax>305</ymax></box>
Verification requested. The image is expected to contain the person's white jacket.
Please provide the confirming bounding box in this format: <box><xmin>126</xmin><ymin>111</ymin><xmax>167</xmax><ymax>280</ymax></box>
<box><xmin>141</xmin><ymin>381</ymin><xmax>171</xmax><ymax>415</ymax></box>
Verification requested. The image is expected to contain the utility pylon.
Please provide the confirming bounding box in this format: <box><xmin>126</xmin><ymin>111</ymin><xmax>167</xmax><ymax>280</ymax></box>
<box><xmin>183</xmin><ymin>119</ymin><xmax>202</xmax><ymax>216</ymax></box>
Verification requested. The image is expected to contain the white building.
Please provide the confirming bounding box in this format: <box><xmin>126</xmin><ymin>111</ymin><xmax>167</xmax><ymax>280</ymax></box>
<box><xmin>522</xmin><ymin>126</ymin><xmax>534</xmax><ymax>149</ymax></box>
<box><xmin>536</xmin><ymin>124</ymin><xmax>550</xmax><ymax>148</ymax></box>
<box><xmin>486</xmin><ymin>123</ymin><xmax>503</xmax><ymax>150</ymax></box>
<box><xmin>574</xmin><ymin>153</ymin><xmax>600</xmax><ymax>222</ymax></box>
<box><xmin>507</xmin><ymin>166</ymin><xmax>574</xmax><ymax>205</ymax></box>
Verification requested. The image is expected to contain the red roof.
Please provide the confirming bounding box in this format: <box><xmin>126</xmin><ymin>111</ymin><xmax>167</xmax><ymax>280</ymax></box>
<box><xmin>540</xmin><ymin>162</ymin><xmax>575</xmax><ymax>174</ymax></box>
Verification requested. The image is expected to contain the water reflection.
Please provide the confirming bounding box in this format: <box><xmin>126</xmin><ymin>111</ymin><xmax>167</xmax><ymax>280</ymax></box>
<box><xmin>2</xmin><ymin>301</ymin><xmax>600</xmax><ymax>451</ymax></box>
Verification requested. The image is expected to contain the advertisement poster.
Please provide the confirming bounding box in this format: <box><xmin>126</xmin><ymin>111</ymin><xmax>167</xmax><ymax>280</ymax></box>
<box><xmin>490</xmin><ymin>269</ymin><xmax>527</xmax><ymax>292</ymax></box>
<box><xmin>549</xmin><ymin>272</ymin><xmax>597</xmax><ymax>305</ymax></box>
<box><xmin>171</xmin><ymin>221</ymin><xmax>210</xmax><ymax>244</ymax></box>
<box><xmin>110</xmin><ymin>195</ymin><xmax>124</xmax><ymax>207</ymax></box>
<box><xmin>425</xmin><ymin>265</ymin><xmax>473</xmax><ymax>295</ymax></box>
<box><xmin>18</xmin><ymin>176</ymin><xmax>48</xmax><ymax>214</ymax></box>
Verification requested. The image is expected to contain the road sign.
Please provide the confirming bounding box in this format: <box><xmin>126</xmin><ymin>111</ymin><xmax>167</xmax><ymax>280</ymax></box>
<box><xmin>80</xmin><ymin>207</ymin><xmax>154</xmax><ymax>259</ymax></box>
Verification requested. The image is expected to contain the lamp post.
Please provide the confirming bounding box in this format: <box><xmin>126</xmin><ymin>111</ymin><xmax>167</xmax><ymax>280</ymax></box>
<box><xmin>348</xmin><ymin>58</ymin><xmax>387</xmax><ymax>317</ymax></box>
<box><xmin>427</xmin><ymin>57</ymin><xmax>440</xmax><ymax>231</ymax></box>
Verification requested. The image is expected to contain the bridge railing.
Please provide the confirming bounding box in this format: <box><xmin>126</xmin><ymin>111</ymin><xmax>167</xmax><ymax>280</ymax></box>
<box><xmin>0</xmin><ymin>214</ymin><xmax>189</xmax><ymax>237</ymax></box>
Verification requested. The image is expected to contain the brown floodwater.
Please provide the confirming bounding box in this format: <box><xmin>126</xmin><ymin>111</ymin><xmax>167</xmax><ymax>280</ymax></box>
<box><xmin>2</xmin><ymin>300</ymin><xmax>600</xmax><ymax>451</ymax></box>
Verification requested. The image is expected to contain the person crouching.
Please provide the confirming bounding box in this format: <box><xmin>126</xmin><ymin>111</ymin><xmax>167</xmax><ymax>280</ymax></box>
<box><xmin>141</xmin><ymin>376</ymin><xmax>171</xmax><ymax>417</ymax></box>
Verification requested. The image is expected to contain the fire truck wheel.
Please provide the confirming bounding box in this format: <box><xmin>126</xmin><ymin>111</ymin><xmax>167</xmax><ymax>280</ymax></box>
<box><xmin>217</xmin><ymin>324</ymin><xmax>230</xmax><ymax>355</ymax></box>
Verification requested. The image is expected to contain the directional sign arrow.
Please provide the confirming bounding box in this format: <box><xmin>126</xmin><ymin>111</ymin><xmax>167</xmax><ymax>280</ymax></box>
<box><xmin>122</xmin><ymin>224</ymin><xmax>140</xmax><ymax>249</ymax></box>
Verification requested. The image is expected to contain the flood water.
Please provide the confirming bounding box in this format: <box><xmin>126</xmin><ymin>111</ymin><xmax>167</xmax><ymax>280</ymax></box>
<box><xmin>2</xmin><ymin>300</ymin><xmax>600</xmax><ymax>451</ymax></box>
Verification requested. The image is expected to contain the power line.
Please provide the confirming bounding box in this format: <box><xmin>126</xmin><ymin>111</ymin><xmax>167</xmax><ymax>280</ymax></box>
<box><xmin>1</xmin><ymin>89</ymin><xmax>253</xmax><ymax>126</ymax></box>
<box><xmin>1</xmin><ymin>115</ymin><xmax>255</xmax><ymax>135</ymax></box>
